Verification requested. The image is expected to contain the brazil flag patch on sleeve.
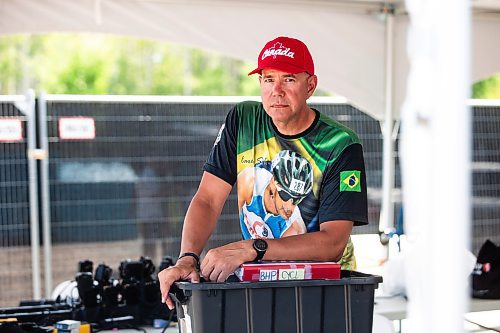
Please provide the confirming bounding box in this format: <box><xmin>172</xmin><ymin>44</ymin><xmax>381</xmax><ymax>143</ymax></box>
<box><xmin>340</xmin><ymin>170</ymin><xmax>361</xmax><ymax>192</ymax></box>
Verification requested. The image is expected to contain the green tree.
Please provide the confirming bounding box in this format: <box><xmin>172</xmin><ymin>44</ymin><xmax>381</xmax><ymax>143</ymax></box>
<box><xmin>34</xmin><ymin>34</ymin><xmax>114</xmax><ymax>94</ymax></box>
<box><xmin>0</xmin><ymin>33</ymin><xmax>261</xmax><ymax>96</ymax></box>
<box><xmin>55</xmin><ymin>54</ymin><xmax>109</xmax><ymax>94</ymax></box>
<box><xmin>0</xmin><ymin>35</ymin><xmax>44</xmax><ymax>94</ymax></box>
<box><xmin>473</xmin><ymin>74</ymin><xmax>500</xmax><ymax>99</ymax></box>
<box><xmin>2</xmin><ymin>33</ymin><xmax>495</xmax><ymax>98</ymax></box>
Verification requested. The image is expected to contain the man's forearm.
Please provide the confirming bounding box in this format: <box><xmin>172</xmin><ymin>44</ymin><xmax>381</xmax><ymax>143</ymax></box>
<box><xmin>179</xmin><ymin>194</ymin><xmax>220</xmax><ymax>256</ymax></box>
<box><xmin>264</xmin><ymin>221</ymin><xmax>353</xmax><ymax>262</ymax></box>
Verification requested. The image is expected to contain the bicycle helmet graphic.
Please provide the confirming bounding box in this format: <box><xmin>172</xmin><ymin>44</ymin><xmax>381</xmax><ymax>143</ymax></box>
<box><xmin>271</xmin><ymin>150</ymin><xmax>313</xmax><ymax>204</ymax></box>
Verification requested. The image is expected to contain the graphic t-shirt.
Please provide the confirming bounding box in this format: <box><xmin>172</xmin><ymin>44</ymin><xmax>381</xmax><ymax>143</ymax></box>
<box><xmin>203</xmin><ymin>101</ymin><xmax>368</xmax><ymax>269</ymax></box>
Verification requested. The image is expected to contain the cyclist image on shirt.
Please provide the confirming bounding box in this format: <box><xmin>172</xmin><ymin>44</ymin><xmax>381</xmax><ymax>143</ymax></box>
<box><xmin>237</xmin><ymin>150</ymin><xmax>313</xmax><ymax>239</ymax></box>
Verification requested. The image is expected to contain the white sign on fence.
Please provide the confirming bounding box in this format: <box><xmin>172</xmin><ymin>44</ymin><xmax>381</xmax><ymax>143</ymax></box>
<box><xmin>59</xmin><ymin>117</ymin><xmax>96</xmax><ymax>140</ymax></box>
<box><xmin>0</xmin><ymin>118</ymin><xmax>23</xmax><ymax>142</ymax></box>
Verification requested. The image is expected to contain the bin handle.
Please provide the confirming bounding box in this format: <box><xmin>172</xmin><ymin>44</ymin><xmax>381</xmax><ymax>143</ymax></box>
<box><xmin>169</xmin><ymin>283</ymin><xmax>188</xmax><ymax>305</ymax></box>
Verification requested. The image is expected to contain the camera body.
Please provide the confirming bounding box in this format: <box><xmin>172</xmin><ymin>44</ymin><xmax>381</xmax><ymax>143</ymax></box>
<box><xmin>74</xmin><ymin>256</ymin><xmax>175</xmax><ymax>325</ymax></box>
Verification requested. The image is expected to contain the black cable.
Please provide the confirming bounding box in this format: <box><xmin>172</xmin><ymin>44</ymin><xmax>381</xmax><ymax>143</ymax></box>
<box><xmin>464</xmin><ymin>317</ymin><xmax>500</xmax><ymax>332</ymax></box>
<box><xmin>161</xmin><ymin>307</ymin><xmax>176</xmax><ymax>333</ymax></box>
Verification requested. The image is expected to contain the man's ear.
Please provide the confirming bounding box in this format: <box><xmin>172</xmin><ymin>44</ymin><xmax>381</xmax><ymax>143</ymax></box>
<box><xmin>307</xmin><ymin>75</ymin><xmax>318</xmax><ymax>97</ymax></box>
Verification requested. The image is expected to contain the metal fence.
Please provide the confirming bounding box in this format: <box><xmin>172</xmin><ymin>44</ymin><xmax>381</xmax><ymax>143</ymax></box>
<box><xmin>0</xmin><ymin>97</ymin><xmax>30</xmax><ymax>247</ymax></box>
<box><xmin>42</xmin><ymin>95</ymin><xmax>382</xmax><ymax>247</ymax></box>
<box><xmin>0</xmin><ymin>95</ymin><xmax>499</xmax><ymax>307</ymax></box>
<box><xmin>0</xmin><ymin>93</ymin><xmax>42</xmax><ymax>305</ymax></box>
<box><xmin>471</xmin><ymin>101</ymin><xmax>500</xmax><ymax>253</ymax></box>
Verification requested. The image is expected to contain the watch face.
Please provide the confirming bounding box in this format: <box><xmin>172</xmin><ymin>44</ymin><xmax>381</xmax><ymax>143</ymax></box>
<box><xmin>254</xmin><ymin>239</ymin><xmax>268</xmax><ymax>251</ymax></box>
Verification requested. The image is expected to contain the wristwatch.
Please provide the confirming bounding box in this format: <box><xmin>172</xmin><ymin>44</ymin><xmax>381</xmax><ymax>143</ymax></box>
<box><xmin>252</xmin><ymin>239</ymin><xmax>268</xmax><ymax>261</ymax></box>
<box><xmin>178</xmin><ymin>252</ymin><xmax>200</xmax><ymax>270</ymax></box>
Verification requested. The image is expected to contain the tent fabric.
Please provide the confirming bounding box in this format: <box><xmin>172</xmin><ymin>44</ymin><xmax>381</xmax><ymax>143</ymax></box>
<box><xmin>1</xmin><ymin>0</ymin><xmax>500</xmax><ymax>119</ymax></box>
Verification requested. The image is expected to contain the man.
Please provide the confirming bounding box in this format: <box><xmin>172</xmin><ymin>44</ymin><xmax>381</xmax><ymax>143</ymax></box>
<box><xmin>158</xmin><ymin>36</ymin><xmax>368</xmax><ymax>310</ymax></box>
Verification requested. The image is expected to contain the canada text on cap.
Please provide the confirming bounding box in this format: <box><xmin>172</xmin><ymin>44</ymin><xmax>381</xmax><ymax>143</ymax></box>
<box><xmin>248</xmin><ymin>36</ymin><xmax>315</xmax><ymax>76</ymax></box>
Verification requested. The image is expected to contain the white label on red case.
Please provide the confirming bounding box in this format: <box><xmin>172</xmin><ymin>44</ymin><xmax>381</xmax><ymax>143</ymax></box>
<box><xmin>259</xmin><ymin>269</ymin><xmax>278</xmax><ymax>281</ymax></box>
<box><xmin>0</xmin><ymin>118</ymin><xmax>22</xmax><ymax>142</ymax></box>
<box><xmin>59</xmin><ymin>117</ymin><xmax>95</xmax><ymax>140</ymax></box>
<box><xmin>279</xmin><ymin>268</ymin><xmax>305</xmax><ymax>280</ymax></box>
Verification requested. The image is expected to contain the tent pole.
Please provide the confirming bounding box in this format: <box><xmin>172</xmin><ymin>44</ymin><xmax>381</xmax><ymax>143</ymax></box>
<box><xmin>379</xmin><ymin>7</ymin><xmax>396</xmax><ymax>242</ymax></box>
<box><xmin>401</xmin><ymin>0</ymin><xmax>471</xmax><ymax>331</ymax></box>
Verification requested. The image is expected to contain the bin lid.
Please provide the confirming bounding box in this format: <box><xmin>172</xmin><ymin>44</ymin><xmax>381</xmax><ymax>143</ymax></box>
<box><xmin>174</xmin><ymin>270</ymin><xmax>382</xmax><ymax>291</ymax></box>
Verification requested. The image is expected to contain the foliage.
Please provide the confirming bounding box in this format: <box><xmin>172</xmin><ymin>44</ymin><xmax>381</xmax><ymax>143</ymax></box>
<box><xmin>0</xmin><ymin>33</ymin><xmax>263</xmax><ymax>96</ymax></box>
<box><xmin>6</xmin><ymin>33</ymin><xmax>498</xmax><ymax>99</ymax></box>
<box><xmin>472</xmin><ymin>74</ymin><xmax>500</xmax><ymax>99</ymax></box>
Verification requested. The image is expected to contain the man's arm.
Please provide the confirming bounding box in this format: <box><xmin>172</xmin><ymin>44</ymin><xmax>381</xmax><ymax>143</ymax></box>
<box><xmin>180</xmin><ymin>172</ymin><xmax>232</xmax><ymax>256</ymax></box>
<box><xmin>200</xmin><ymin>219</ymin><xmax>353</xmax><ymax>282</ymax></box>
<box><xmin>158</xmin><ymin>171</ymin><xmax>232</xmax><ymax>309</ymax></box>
<box><xmin>265</xmin><ymin>220</ymin><xmax>353</xmax><ymax>261</ymax></box>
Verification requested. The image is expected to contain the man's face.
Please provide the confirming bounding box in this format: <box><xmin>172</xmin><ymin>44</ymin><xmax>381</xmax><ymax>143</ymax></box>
<box><xmin>269</xmin><ymin>180</ymin><xmax>298</xmax><ymax>220</ymax></box>
<box><xmin>259</xmin><ymin>69</ymin><xmax>317</xmax><ymax>127</ymax></box>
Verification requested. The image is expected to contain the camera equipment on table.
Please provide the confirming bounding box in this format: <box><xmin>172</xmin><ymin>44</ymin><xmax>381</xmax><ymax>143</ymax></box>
<box><xmin>0</xmin><ymin>300</ymin><xmax>72</xmax><ymax>324</ymax></box>
<box><xmin>0</xmin><ymin>255</ymin><xmax>176</xmax><ymax>331</ymax></box>
<box><xmin>74</xmin><ymin>256</ymin><xmax>175</xmax><ymax>326</ymax></box>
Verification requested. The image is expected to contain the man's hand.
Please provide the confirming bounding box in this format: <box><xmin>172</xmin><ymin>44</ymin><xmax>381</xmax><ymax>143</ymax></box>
<box><xmin>158</xmin><ymin>257</ymin><xmax>200</xmax><ymax>310</ymax></box>
<box><xmin>200</xmin><ymin>240</ymin><xmax>254</xmax><ymax>282</ymax></box>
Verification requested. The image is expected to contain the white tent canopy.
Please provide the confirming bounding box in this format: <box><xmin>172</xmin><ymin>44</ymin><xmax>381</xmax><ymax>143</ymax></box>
<box><xmin>1</xmin><ymin>0</ymin><xmax>500</xmax><ymax>121</ymax></box>
<box><xmin>2</xmin><ymin>0</ymin><xmax>500</xmax><ymax>248</ymax></box>
<box><xmin>2</xmin><ymin>3</ymin><xmax>500</xmax><ymax>315</ymax></box>
<box><xmin>2</xmin><ymin>5</ymin><xmax>500</xmax><ymax>330</ymax></box>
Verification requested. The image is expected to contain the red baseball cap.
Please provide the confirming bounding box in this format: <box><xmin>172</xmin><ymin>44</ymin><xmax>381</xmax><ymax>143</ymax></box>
<box><xmin>248</xmin><ymin>36</ymin><xmax>315</xmax><ymax>76</ymax></box>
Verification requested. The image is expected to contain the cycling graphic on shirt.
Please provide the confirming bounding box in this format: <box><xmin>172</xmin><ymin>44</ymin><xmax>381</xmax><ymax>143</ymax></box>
<box><xmin>237</xmin><ymin>150</ymin><xmax>313</xmax><ymax>239</ymax></box>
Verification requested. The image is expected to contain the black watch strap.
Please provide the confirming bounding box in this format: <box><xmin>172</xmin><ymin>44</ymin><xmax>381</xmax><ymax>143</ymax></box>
<box><xmin>253</xmin><ymin>239</ymin><xmax>268</xmax><ymax>261</ymax></box>
<box><xmin>178</xmin><ymin>252</ymin><xmax>200</xmax><ymax>270</ymax></box>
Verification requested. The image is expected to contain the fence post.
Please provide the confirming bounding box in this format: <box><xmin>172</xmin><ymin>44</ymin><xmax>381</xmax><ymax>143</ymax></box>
<box><xmin>22</xmin><ymin>89</ymin><xmax>42</xmax><ymax>300</ymax></box>
<box><xmin>39</xmin><ymin>91</ymin><xmax>53</xmax><ymax>298</ymax></box>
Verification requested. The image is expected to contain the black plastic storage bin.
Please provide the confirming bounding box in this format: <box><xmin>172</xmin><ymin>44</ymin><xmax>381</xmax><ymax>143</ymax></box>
<box><xmin>171</xmin><ymin>270</ymin><xmax>382</xmax><ymax>333</ymax></box>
